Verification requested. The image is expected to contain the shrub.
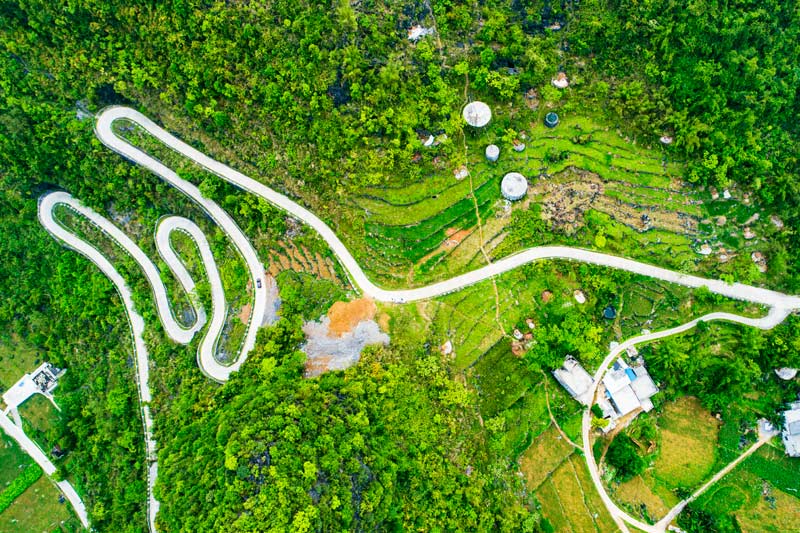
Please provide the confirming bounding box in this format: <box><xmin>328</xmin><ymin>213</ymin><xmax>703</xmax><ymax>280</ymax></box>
<box><xmin>606</xmin><ymin>434</ymin><xmax>646</xmax><ymax>482</ymax></box>
<box><xmin>0</xmin><ymin>464</ymin><xmax>43</xmax><ymax>513</ymax></box>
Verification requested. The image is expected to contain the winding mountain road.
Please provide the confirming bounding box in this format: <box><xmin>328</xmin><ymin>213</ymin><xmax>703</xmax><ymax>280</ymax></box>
<box><xmin>34</xmin><ymin>106</ymin><xmax>799</xmax><ymax>532</ymax></box>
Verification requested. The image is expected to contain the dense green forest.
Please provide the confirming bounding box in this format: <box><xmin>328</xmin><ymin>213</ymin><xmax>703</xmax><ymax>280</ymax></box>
<box><xmin>1</xmin><ymin>0</ymin><xmax>799</xmax><ymax>531</ymax></box>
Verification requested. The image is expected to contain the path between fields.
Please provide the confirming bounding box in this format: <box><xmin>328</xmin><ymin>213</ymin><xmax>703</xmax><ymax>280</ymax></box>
<box><xmin>36</xmin><ymin>106</ymin><xmax>800</xmax><ymax>532</ymax></box>
<box><xmin>654</xmin><ymin>422</ymin><xmax>777</xmax><ymax>531</ymax></box>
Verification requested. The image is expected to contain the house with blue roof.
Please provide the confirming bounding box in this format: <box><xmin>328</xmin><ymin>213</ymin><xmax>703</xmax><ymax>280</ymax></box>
<box><xmin>601</xmin><ymin>357</ymin><xmax>659</xmax><ymax>419</ymax></box>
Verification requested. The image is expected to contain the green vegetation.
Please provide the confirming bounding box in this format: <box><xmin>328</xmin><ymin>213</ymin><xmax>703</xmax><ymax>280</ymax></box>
<box><xmin>642</xmin><ymin>318</ymin><xmax>800</xmax><ymax>411</ymax></box>
<box><xmin>0</xmin><ymin>437</ymin><xmax>31</xmax><ymax>488</ymax></box>
<box><xmin>606</xmin><ymin>434</ymin><xmax>646</xmax><ymax>482</ymax></box>
<box><xmin>0</xmin><ymin>0</ymin><xmax>799</xmax><ymax>531</ymax></box>
<box><xmin>155</xmin><ymin>316</ymin><xmax>537</xmax><ymax>532</ymax></box>
<box><xmin>684</xmin><ymin>449</ymin><xmax>800</xmax><ymax>533</ymax></box>
<box><xmin>0</xmin><ymin>476</ymin><xmax>84</xmax><ymax>533</ymax></box>
<box><xmin>0</xmin><ymin>464</ymin><xmax>42</xmax><ymax>513</ymax></box>
<box><xmin>651</xmin><ymin>397</ymin><xmax>720</xmax><ymax>490</ymax></box>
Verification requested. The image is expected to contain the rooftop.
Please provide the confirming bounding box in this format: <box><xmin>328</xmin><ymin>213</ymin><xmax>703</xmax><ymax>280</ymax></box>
<box><xmin>783</xmin><ymin>401</ymin><xmax>800</xmax><ymax>457</ymax></box>
<box><xmin>601</xmin><ymin>358</ymin><xmax>659</xmax><ymax>418</ymax></box>
<box><xmin>552</xmin><ymin>356</ymin><xmax>594</xmax><ymax>406</ymax></box>
<box><xmin>462</xmin><ymin>101</ymin><xmax>492</xmax><ymax>127</ymax></box>
<box><xmin>501</xmin><ymin>172</ymin><xmax>528</xmax><ymax>201</ymax></box>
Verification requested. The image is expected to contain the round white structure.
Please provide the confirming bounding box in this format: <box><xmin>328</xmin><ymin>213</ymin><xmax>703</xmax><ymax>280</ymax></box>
<box><xmin>775</xmin><ymin>367</ymin><xmax>798</xmax><ymax>380</ymax></box>
<box><xmin>485</xmin><ymin>144</ymin><xmax>500</xmax><ymax>162</ymax></box>
<box><xmin>462</xmin><ymin>101</ymin><xmax>492</xmax><ymax>127</ymax></box>
<box><xmin>501</xmin><ymin>172</ymin><xmax>528</xmax><ymax>201</ymax></box>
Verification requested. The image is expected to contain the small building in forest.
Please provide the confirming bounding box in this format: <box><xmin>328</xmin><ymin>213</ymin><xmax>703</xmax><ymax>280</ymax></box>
<box><xmin>485</xmin><ymin>144</ymin><xmax>500</xmax><ymax>162</ymax></box>
<box><xmin>462</xmin><ymin>101</ymin><xmax>492</xmax><ymax>127</ymax></box>
<box><xmin>603</xmin><ymin>305</ymin><xmax>617</xmax><ymax>320</ymax></box>
<box><xmin>545</xmin><ymin>112</ymin><xmax>560</xmax><ymax>128</ymax></box>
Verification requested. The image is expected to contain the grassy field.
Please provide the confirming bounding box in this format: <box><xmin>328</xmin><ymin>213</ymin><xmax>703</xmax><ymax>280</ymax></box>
<box><xmin>614</xmin><ymin>474</ymin><xmax>670</xmax><ymax>523</ymax></box>
<box><xmin>0</xmin><ymin>438</ymin><xmax>31</xmax><ymax>489</ymax></box>
<box><xmin>18</xmin><ymin>395</ymin><xmax>61</xmax><ymax>454</ymax></box>
<box><xmin>652</xmin><ymin>397</ymin><xmax>721</xmax><ymax>490</ymax></box>
<box><xmin>518</xmin><ymin>424</ymin><xmax>574</xmax><ymax>490</ymax></box>
<box><xmin>603</xmin><ymin>397</ymin><xmax>721</xmax><ymax>524</ymax></box>
<box><xmin>0</xmin><ymin>337</ymin><xmax>41</xmax><ymax>392</ymax></box>
<box><xmin>691</xmin><ymin>453</ymin><xmax>800</xmax><ymax>532</ymax></box>
<box><xmin>0</xmin><ymin>476</ymin><xmax>82</xmax><ymax>532</ymax></box>
<box><xmin>536</xmin><ymin>455</ymin><xmax>617</xmax><ymax>532</ymax></box>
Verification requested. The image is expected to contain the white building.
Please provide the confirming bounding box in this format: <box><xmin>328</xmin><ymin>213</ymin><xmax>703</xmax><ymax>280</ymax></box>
<box><xmin>2</xmin><ymin>362</ymin><xmax>64</xmax><ymax>414</ymax></box>
<box><xmin>501</xmin><ymin>172</ymin><xmax>528</xmax><ymax>201</ymax></box>
<box><xmin>462</xmin><ymin>101</ymin><xmax>492</xmax><ymax>127</ymax></box>
<box><xmin>485</xmin><ymin>144</ymin><xmax>500</xmax><ymax>162</ymax></box>
<box><xmin>602</xmin><ymin>358</ymin><xmax>658</xmax><ymax>417</ymax></box>
<box><xmin>552</xmin><ymin>356</ymin><xmax>594</xmax><ymax>406</ymax></box>
<box><xmin>782</xmin><ymin>401</ymin><xmax>800</xmax><ymax>457</ymax></box>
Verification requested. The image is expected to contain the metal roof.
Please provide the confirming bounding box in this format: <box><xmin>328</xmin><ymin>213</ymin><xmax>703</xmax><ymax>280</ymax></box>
<box><xmin>462</xmin><ymin>101</ymin><xmax>492</xmax><ymax>127</ymax></box>
<box><xmin>501</xmin><ymin>172</ymin><xmax>528</xmax><ymax>201</ymax></box>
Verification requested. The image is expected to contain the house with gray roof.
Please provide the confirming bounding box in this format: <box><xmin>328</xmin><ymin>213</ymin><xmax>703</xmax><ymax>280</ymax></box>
<box><xmin>782</xmin><ymin>401</ymin><xmax>800</xmax><ymax>457</ymax></box>
<box><xmin>552</xmin><ymin>356</ymin><xmax>594</xmax><ymax>406</ymax></box>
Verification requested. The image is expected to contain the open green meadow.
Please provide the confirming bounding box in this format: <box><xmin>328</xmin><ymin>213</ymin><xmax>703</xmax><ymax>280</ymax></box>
<box><xmin>0</xmin><ymin>476</ymin><xmax>82</xmax><ymax>533</ymax></box>
<box><xmin>689</xmin><ymin>445</ymin><xmax>800</xmax><ymax>532</ymax></box>
<box><xmin>0</xmin><ymin>438</ymin><xmax>31</xmax><ymax>489</ymax></box>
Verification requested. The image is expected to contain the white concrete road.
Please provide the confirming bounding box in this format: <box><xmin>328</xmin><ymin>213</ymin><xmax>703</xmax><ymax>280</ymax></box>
<box><xmin>36</xmin><ymin>106</ymin><xmax>800</xmax><ymax>532</ymax></box>
<box><xmin>95</xmin><ymin>107</ymin><xmax>800</xmax><ymax>311</ymax></box>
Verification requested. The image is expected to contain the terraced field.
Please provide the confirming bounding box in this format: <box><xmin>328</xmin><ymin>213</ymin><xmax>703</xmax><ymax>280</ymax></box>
<box><xmin>352</xmin><ymin>113</ymin><xmax>712</xmax><ymax>284</ymax></box>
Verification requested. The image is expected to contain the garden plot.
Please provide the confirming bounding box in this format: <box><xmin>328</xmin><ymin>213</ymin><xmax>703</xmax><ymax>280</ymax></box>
<box><xmin>613</xmin><ymin>474</ymin><xmax>670</xmax><ymax>523</ymax></box>
<box><xmin>692</xmin><ymin>460</ymin><xmax>800</xmax><ymax>532</ymax></box>
<box><xmin>519</xmin><ymin>424</ymin><xmax>574</xmax><ymax>490</ymax></box>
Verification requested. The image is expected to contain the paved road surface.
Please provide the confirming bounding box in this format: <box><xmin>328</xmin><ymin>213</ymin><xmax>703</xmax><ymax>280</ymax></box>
<box><xmin>40</xmin><ymin>192</ymin><xmax>164</xmax><ymax>533</ymax></box>
<box><xmin>95</xmin><ymin>107</ymin><xmax>800</xmax><ymax>311</ymax></box>
<box><xmin>37</xmin><ymin>106</ymin><xmax>800</xmax><ymax>532</ymax></box>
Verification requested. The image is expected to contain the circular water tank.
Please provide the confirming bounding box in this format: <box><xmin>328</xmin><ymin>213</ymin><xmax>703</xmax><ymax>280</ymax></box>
<box><xmin>485</xmin><ymin>144</ymin><xmax>500</xmax><ymax>162</ymax></box>
<box><xmin>545</xmin><ymin>112</ymin><xmax>559</xmax><ymax>128</ymax></box>
<box><xmin>501</xmin><ymin>172</ymin><xmax>528</xmax><ymax>201</ymax></box>
<box><xmin>462</xmin><ymin>101</ymin><xmax>492</xmax><ymax>127</ymax></box>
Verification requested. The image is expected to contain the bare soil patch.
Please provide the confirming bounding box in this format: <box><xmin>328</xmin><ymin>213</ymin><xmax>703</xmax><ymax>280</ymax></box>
<box><xmin>327</xmin><ymin>298</ymin><xmax>377</xmax><ymax>337</ymax></box>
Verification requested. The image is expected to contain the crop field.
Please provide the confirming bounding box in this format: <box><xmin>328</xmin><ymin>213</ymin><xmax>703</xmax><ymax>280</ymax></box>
<box><xmin>536</xmin><ymin>455</ymin><xmax>617</xmax><ymax>532</ymax></box>
<box><xmin>0</xmin><ymin>476</ymin><xmax>81</xmax><ymax>532</ymax></box>
<box><xmin>471</xmin><ymin>340</ymin><xmax>537</xmax><ymax>416</ymax></box>
<box><xmin>614</xmin><ymin>474</ymin><xmax>670</xmax><ymax>523</ymax></box>
<box><xmin>519</xmin><ymin>424</ymin><xmax>575</xmax><ymax>490</ymax></box>
<box><xmin>692</xmin><ymin>454</ymin><xmax>800</xmax><ymax>532</ymax></box>
<box><xmin>651</xmin><ymin>396</ymin><xmax>721</xmax><ymax>490</ymax></box>
<box><xmin>346</xmin><ymin>108</ymin><xmax>781</xmax><ymax>288</ymax></box>
<box><xmin>605</xmin><ymin>397</ymin><xmax>721</xmax><ymax>523</ymax></box>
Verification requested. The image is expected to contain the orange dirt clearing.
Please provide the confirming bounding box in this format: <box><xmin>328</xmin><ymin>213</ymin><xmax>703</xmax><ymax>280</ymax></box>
<box><xmin>238</xmin><ymin>302</ymin><xmax>252</xmax><ymax>324</ymax></box>
<box><xmin>327</xmin><ymin>298</ymin><xmax>377</xmax><ymax>337</ymax></box>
